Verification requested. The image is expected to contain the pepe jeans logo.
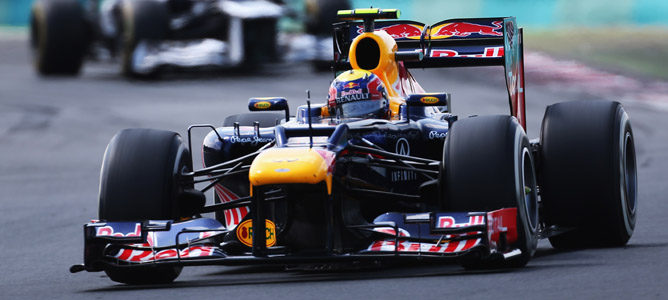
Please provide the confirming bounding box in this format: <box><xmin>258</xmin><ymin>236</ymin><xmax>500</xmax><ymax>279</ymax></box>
<box><xmin>428</xmin><ymin>131</ymin><xmax>447</xmax><ymax>140</ymax></box>
<box><xmin>228</xmin><ymin>136</ymin><xmax>274</xmax><ymax>145</ymax></box>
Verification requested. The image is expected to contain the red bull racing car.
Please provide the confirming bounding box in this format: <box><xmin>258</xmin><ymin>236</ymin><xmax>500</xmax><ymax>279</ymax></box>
<box><xmin>70</xmin><ymin>9</ymin><xmax>638</xmax><ymax>284</ymax></box>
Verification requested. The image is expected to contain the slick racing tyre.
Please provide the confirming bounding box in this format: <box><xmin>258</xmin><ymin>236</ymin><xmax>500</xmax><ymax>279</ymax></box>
<box><xmin>99</xmin><ymin>128</ymin><xmax>193</xmax><ymax>284</ymax></box>
<box><xmin>540</xmin><ymin>100</ymin><xmax>637</xmax><ymax>248</ymax></box>
<box><xmin>30</xmin><ymin>0</ymin><xmax>88</xmax><ymax>75</ymax></box>
<box><xmin>223</xmin><ymin>113</ymin><xmax>285</xmax><ymax>127</ymax></box>
<box><xmin>443</xmin><ymin>115</ymin><xmax>539</xmax><ymax>268</ymax></box>
<box><xmin>120</xmin><ymin>0</ymin><xmax>169</xmax><ymax>78</ymax></box>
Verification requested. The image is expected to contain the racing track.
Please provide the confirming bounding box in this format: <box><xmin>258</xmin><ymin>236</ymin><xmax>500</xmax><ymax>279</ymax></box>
<box><xmin>1</xmin><ymin>35</ymin><xmax>668</xmax><ymax>299</ymax></box>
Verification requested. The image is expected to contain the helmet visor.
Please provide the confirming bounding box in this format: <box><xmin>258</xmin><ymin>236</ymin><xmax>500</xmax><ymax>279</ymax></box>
<box><xmin>339</xmin><ymin>99</ymin><xmax>386</xmax><ymax>119</ymax></box>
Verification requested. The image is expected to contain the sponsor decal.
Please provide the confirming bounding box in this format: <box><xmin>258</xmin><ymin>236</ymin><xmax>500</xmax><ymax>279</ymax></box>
<box><xmin>228</xmin><ymin>135</ymin><xmax>274</xmax><ymax>145</ymax></box>
<box><xmin>395</xmin><ymin>138</ymin><xmax>410</xmax><ymax>156</ymax></box>
<box><xmin>96</xmin><ymin>223</ymin><xmax>141</xmax><ymax>237</ymax></box>
<box><xmin>391</xmin><ymin>170</ymin><xmax>416</xmax><ymax>182</ymax></box>
<box><xmin>336</xmin><ymin>92</ymin><xmax>370</xmax><ymax>103</ymax></box>
<box><xmin>114</xmin><ymin>245</ymin><xmax>215</xmax><ymax>262</ymax></box>
<box><xmin>428</xmin><ymin>131</ymin><xmax>447</xmax><ymax>140</ymax></box>
<box><xmin>254</xmin><ymin>101</ymin><xmax>271</xmax><ymax>109</ymax></box>
<box><xmin>431</xmin><ymin>21</ymin><xmax>503</xmax><ymax>38</ymax></box>
<box><xmin>235</xmin><ymin>219</ymin><xmax>277</xmax><ymax>247</ymax></box>
<box><xmin>437</xmin><ymin>215</ymin><xmax>485</xmax><ymax>228</ymax></box>
<box><xmin>344</xmin><ymin>82</ymin><xmax>360</xmax><ymax>89</ymax></box>
<box><xmin>366</xmin><ymin>239</ymin><xmax>481</xmax><ymax>253</ymax></box>
<box><xmin>356</xmin><ymin>23</ymin><xmax>424</xmax><ymax>39</ymax></box>
<box><xmin>420</xmin><ymin>96</ymin><xmax>440</xmax><ymax>104</ymax></box>
<box><xmin>430</xmin><ymin>46</ymin><xmax>504</xmax><ymax>58</ymax></box>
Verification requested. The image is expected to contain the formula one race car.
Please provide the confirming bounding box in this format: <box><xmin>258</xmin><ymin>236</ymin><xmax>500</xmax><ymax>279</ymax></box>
<box><xmin>70</xmin><ymin>9</ymin><xmax>638</xmax><ymax>284</ymax></box>
<box><xmin>31</xmin><ymin>0</ymin><xmax>286</xmax><ymax>77</ymax></box>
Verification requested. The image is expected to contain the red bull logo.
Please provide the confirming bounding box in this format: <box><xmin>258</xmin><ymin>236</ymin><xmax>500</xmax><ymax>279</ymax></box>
<box><xmin>355</xmin><ymin>23</ymin><xmax>424</xmax><ymax>39</ymax></box>
<box><xmin>379</xmin><ymin>24</ymin><xmax>423</xmax><ymax>39</ymax></box>
<box><xmin>344</xmin><ymin>82</ymin><xmax>360</xmax><ymax>89</ymax></box>
<box><xmin>431</xmin><ymin>21</ymin><xmax>502</xmax><ymax>39</ymax></box>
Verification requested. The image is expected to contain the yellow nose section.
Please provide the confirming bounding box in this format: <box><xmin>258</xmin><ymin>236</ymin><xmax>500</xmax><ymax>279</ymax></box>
<box><xmin>249</xmin><ymin>148</ymin><xmax>333</xmax><ymax>193</ymax></box>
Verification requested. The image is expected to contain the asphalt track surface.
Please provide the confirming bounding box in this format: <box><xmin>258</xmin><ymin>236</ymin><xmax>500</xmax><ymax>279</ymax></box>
<box><xmin>1</xmin><ymin>35</ymin><xmax>668</xmax><ymax>299</ymax></box>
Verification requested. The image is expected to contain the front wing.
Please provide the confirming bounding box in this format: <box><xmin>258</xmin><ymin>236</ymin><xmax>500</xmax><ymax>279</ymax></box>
<box><xmin>72</xmin><ymin>208</ymin><xmax>519</xmax><ymax>273</ymax></box>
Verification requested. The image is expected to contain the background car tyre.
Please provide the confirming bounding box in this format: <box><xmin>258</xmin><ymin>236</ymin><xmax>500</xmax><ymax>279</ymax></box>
<box><xmin>30</xmin><ymin>0</ymin><xmax>88</xmax><ymax>75</ymax></box>
<box><xmin>304</xmin><ymin>0</ymin><xmax>351</xmax><ymax>36</ymax></box>
<box><xmin>540</xmin><ymin>100</ymin><xmax>637</xmax><ymax>248</ymax></box>
<box><xmin>120</xmin><ymin>0</ymin><xmax>169</xmax><ymax>78</ymax></box>
<box><xmin>442</xmin><ymin>115</ymin><xmax>539</xmax><ymax>268</ymax></box>
<box><xmin>98</xmin><ymin>128</ymin><xmax>193</xmax><ymax>284</ymax></box>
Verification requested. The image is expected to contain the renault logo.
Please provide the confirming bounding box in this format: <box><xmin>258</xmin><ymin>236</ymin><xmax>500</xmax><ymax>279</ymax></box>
<box><xmin>395</xmin><ymin>138</ymin><xmax>410</xmax><ymax>156</ymax></box>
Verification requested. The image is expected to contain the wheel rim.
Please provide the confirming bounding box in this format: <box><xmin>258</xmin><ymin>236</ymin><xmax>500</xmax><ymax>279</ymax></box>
<box><xmin>623</xmin><ymin>132</ymin><xmax>637</xmax><ymax>214</ymax></box>
<box><xmin>521</xmin><ymin>147</ymin><xmax>539</xmax><ymax>231</ymax></box>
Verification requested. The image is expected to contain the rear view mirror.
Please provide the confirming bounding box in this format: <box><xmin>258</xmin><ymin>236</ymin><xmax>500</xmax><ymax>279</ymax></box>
<box><xmin>406</xmin><ymin>93</ymin><xmax>450</xmax><ymax>112</ymax></box>
<box><xmin>248</xmin><ymin>97</ymin><xmax>290</xmax><ymax>121</ymax></box>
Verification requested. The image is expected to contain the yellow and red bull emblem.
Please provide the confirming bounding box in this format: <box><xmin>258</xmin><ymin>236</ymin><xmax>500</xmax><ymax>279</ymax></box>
<box><xmin>344</xmin><ymin>82</ymin><xmax>360</xmax><ymax>89</ymax></box>
<box><xmin>236</xmin><ymin>219</ymin><xmax>277</xmax><ymax>247</ymax></box>
<box><xmin>254</xmin><ymin>101</ymin><xmax>272</xmax><ymax>109</ymax></box>
<box><xmin>420</xmin><ymin>96</ymin><xmax>439</xmax><ymax>104</ymax></box>
<box><xmin>429</xmin><ymin>21</ymin><xmax>502</xmax><ymax>39</ymax></box>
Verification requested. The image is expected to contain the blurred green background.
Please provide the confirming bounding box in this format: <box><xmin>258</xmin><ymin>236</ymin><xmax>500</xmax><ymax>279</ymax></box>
<box><xmin>2</xmin><ymin>0</ymin><xmax>667</xmax><ymax>79</ymax></box>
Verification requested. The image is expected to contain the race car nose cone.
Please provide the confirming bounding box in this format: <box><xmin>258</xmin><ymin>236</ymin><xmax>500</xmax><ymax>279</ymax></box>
<box><xmin>249</xmin><ymin>148</ymin><xmax>331</xmax><ymax>187</ymax></box>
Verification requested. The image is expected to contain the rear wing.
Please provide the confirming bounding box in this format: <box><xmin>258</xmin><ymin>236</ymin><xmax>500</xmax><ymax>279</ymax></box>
<box><xmin>332</xmin><ymin>16</ymin><xmax>527</xmax><ymax>128</ymax></box>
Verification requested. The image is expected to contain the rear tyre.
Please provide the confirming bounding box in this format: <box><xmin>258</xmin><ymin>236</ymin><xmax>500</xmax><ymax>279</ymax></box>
<box><xmin>540</xmin><ymin>100</ymin><xmax>637</xmax><ymax>248</ymax></box>
<box><xmin>223</xmin><ymin>112</ymin><xmax>284</xmax><ymax>127</ymax></box>
<box><xmin>99</xmin><ymin>128</ymin><xmax>193</xmax><ymax>284</ymax></box>
<box><xmin>30</xmin><ymin>0</ymin><xmax>88</xmax><ymax>75</ymax></box>
<box><xmin>120</xmin><ymin>0</ymin><xmax>169</xmax><ymax>78</ymax></box>
<box><xmin>443</xmin><ymin>115</ymin><xmax>538</xmax><ymax>268</ymax></box>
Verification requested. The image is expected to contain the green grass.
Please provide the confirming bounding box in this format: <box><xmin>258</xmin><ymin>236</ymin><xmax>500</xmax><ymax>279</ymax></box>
<box><xmin>525</xmin><ymin>27</ymin><xmax>668</xmax><ymax>80</ymax></box>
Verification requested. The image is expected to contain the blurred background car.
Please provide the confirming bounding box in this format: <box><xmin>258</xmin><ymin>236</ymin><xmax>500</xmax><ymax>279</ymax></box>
<box><xmin>26</xmin><ymin>0</ymin><xmax>350</xmax><ymax>77</ymax></box>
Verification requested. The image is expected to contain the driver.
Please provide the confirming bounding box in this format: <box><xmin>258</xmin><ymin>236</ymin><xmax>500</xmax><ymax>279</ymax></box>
<box><xmin>328</xmin><ymin>70</ymin><xmax>389</xmax><ymax>119</ymax></box>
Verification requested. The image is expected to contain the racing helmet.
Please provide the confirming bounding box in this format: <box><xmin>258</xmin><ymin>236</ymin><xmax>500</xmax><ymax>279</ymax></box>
<box><xmin>328</xmin><ymin>70</ymin><xmax>389</xmax><ymax>119</ymax></box>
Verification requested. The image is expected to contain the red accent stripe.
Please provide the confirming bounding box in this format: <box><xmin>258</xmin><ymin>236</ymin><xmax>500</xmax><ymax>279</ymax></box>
<box><xmin>461</xmin><ymin>238</ymin><xmax>477</xmax><ymax>251</ymax></box>
<box><xmin>117</xmin><ymin>249</ymin><xmax>133</xmax><ymax>261</ymax></box>
<box><xmin>129</xmin><ymin>249</ymin><xmax>152</xmax><ymax>262</ymax></box>
<box><xmin>444</xmin><ymin>240</ymin><xmax>459</xmax><ymax>253</ymax></box>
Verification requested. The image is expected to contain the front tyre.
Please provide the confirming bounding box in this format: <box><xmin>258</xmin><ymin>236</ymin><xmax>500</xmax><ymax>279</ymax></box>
<box><xmin>98</xmin><ymin>128</ymin><xmax>193</xmax><ymax>284</ymax></box>
<box><xmin>443</xmin><ymin>115</ymin><xmax>539</xmax><ymax>268</ymax></box>
<box><xmin>540</xmin><ymin>100</ymin><xmax>637</xmax><ymax>248</ymax></box>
